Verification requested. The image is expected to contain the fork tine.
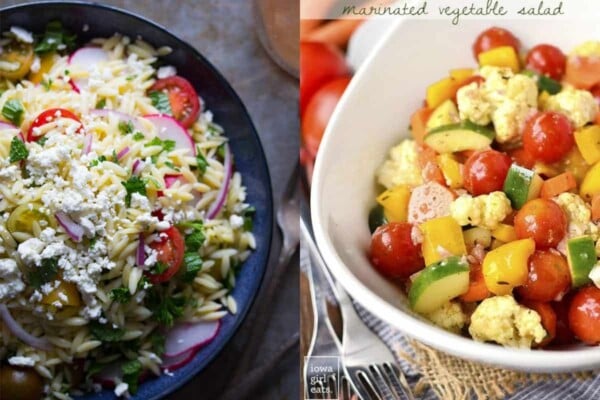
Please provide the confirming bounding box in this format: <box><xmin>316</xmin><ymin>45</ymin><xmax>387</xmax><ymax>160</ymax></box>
<box><xmin>369</xmin><ymin>364</ymin><xmax>400</xmax><ymax>400</ymax></box>
<box><xmin>328</xmin><ymin>373</ymin><xmax>339</xmax><ymax>399</ymax></box>
<box><xmin>356</xmin><ymin>368</ymin><xmax>385</xmax><ymax>400</ymax></box>
<box><xmin>382</xmin><ymin>363</ymin><xmax>414</xmax><ymax>400</ymax></box>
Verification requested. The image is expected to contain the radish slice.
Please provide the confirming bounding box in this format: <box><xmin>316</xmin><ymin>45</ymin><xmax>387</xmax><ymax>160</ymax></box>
<box><xmin>116</xmin><ymin>146</ymin><xmax>130</xmax><ymax>160</ymax></box>
<box><xmin>164</xmin><ymin>174</ymin><xmax>182</xmax><ymax>189</ymax></box>
<box><xmin>164</xmin><ymin>320</ymin><xmax>220</xmax><ymax>358</ymax></box>
<box><xmin>90</xmin><ymin>109</ymin><xmax>143</xmax><ymax>132</ymax></box>
<box><xmin>68</xmin><ymin>47</ymin><xmax>109</xmax><ymax>91</ymax></box>
<box><xmin>0</xmin><ymin>304</ymin><xmax>52</xmax><ymax>351</ymax></box>
<box><xmin>82</xmin><ymin>133</ymin><xmax>93</xmax><ymax>155</ymax></box>
<box><xmin>161</xmin><ymin>348</ymin><xmax>196</xmax><ymax>371</ymax></box>
<box><xmin>206</xmin><ymin>143</ymin><xmax>232</xmax><ymax>219</ymax></box>
<box><xmin>144</xmin><ymin>114</ymin><xmax>196</xmax><ymax>156</ymax></box>
<box><xmin>132</xmin><ymin>159</ymin><xmax>145</xmax><ymax>175</ymax></box>
<box><xmin>0</xmin><ymin>121</ymin><xmax>17</xmax><ymax>130</ymax></box>
<box><xmin>136</xmin><ymin>233</ymin><xmax>145</xmax><ymax>267</ymax></box>
<box><xmin>55</xmin><ymin>212</ymin><xmax>84</xmax><ymax>242</ymax></box>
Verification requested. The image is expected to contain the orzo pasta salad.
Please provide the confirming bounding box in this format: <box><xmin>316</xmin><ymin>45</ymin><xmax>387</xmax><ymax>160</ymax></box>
<box><xmin>0</xmin><ymin>22</ymin><xmax>255</xmax><ymax>399</ymax></box>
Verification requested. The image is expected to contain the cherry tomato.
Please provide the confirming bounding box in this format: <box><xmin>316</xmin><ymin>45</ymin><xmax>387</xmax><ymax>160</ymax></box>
<box><xmin>148</xmin><ymin>226</ymin><xmax>185</xmax><ymax>284</ymax></box>
<box><xmin>568</xmin><ymin>286</ymin><xmax>600</xmax><ymax>344</ymax></box>
<box><xmin>26</xmin><ymin>108</ymin><xmax>83</xmax><ymax>142</ymax></box>
<box><xmin>472</xmin><ymin>27</ymin><xmax>520</xmax><ymax>59</ymax></box>
<box><xmin>552</xmin><ymin>295</ymin><xmax>576</xmax><ymax>345</ymax></box>
<box><xmin>522</xmin><ymin>301</ymin><xmax>557</xmax><ymax>347</ymax></box>
<box><xmin>522</xmin><ymin>111</ymin><xmax>574</xmax><ymax>163</ymax></box>
<box><xmin>300</xmin><ymin>42</ymin><xmax>350</xmax><ymax>116</ymax></box>
<box><xmin>516</xmin><ymin>250</ymin><xmax>570</xmax><ymax>302</ymax></box>
<box><xmin>301</xmin><ymin>77</ymin><xmax>351</xmax><ymax>158</ymax></box>
<box><xmin>525</xmin><ymin>44</ymin><xmax>567</xmax><ymax>81</ymax></box>
<box><xmin>565</xmin><ymin>55</ymin><xmax>600</xmax><ymax>90</ymax></box>
<box><xmin>507</xmin><ymin>147</ymin><xmax>536</xmax><ymax>169</ymax></box>
<box><xmin>370</xmin><ymin>222</ymin><xmax>424</xmax><ymax>280</ymax></box>
<box><xmin>150</xmin><ymin>76</ymin><xmax>201</xmax><ymax>128</ymax></box>
<box><xmin>463</xmin><ymin>150</ymin><xmax>512</xmax><ymax>195</ymax></box>
<box><xmin>514</xmin><ymin>198</ymin><xmax>567</xmax><ymax>248</ymax></box>
<box><xmin>0</xmin><ymin>365</ymin><xmax>44</xmax><ymax>400</ymax></box>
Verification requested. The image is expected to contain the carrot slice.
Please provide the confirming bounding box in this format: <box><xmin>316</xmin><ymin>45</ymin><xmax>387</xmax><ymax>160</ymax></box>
<box><xmin>460</xmin><ymin>264</ymin><xmax>490</xmax><ymax>303</ymax></box>
<box><xmin>540</xmin><ymin>171</ymin><xmax>576</xmax><ymax>199</ymax></box>
<box><xmin>410</xmin><ymin>107</ymin><xmax>433</xmax><ymax>145</ymax></box>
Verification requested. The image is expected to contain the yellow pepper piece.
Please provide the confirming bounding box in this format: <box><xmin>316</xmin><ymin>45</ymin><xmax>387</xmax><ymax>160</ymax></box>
<box><xmin>575</xmin><ymin>125</ymin><xmax>600</xmax><ymax>165</ymax></box>
<box><xmin>580</xmin><ymin>161</ymin><xmax>600</xmax><ymax>201</ymax></box>
<box><xmin>482</xmin><ymin>238</ymin><xmax>535</xmax><ymax>295</ymax></box>
<box><xmin>420</xmin><ymin>216</ymin><xmax>467</xmax><ymax>266</ymax></box>
<box><xmin>534</xmin><ymin>161</ymin><xmax>561</xmax><ymax>179</ymax></box>
<box><xmin>490</xmin><ymin>238</ymin><xmax>505</xmax><ymax>250</ymax></box>
<box><xmin>28</xmin><ymin>53</ymin><xmax>59</xmax><ymax>84</ymax></box>
<box><xmin>376</xmin><ymin>185</ymin><xmax>411</xmax><ymax>222</ymax></box>
<box><xmin>478</xmin><ymin>46</ymin><xmax>520</xmax><ymax>73</ymax></box>
<box><xmin>491</xmin><ymin>223</ymin><xmax>517</xmax><ymax>242</ymax></box>
<box><xmin>426</xmin><ymin>77</ymin><xmax>458</xmax><ymax>109</ymax></box>
<box><xmin>436</xmin><ymin>154</ymin><xmax>463</xmax><ymax>189</ymax></box>
<box><xmin>561</xmin><ymin>147</ymin><xmax>589</xmax><ymax>185</ymax></box>
<box><xmin>449</xmin><ymin>68</ymin><xmax>474</xmax><ymax>82</ymax></box>
<box><xmin>538</xmin><ymin>91</ymin><xmax>551</xmax><ymax>108</ymax></box>
<box><xmin>41</xmin><ymin>280</ymin><xmax>82</xmax><ymax>307</ymax></box>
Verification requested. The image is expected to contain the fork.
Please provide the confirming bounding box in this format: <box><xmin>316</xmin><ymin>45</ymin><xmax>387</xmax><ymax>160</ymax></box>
<box><xmin>301</xmin><ymin>218</ymin><xmax>413</xmax><ymax>400</ymax></box>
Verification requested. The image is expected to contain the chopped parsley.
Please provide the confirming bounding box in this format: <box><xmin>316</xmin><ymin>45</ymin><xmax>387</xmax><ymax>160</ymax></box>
<box><xmin>182</xmin><ymin>252</ymin><xmax>203</xmax><ymax>282</ymax></box>
<box><xmin>241</xmin><ymin>206</ymin><xmax>256</xmax><ymax>232</ymax></box>
<box><xmin>195</xmin><ymin>150</ymin><xmax>208</xmax><ymax>175</ymax></box>
<box><xmin>9</xmin><ymin>136</ymin><xmax>28</xmax><ymax>163</ymax></box>
<box><xmin>164</xmin><ymin>160</ymin><xmax>180</xmax><ymax>171</ymax></box>
<box><xmin>95</xmin><ymin>98</ymin><xmax>106</xmax><ymax>109</ymax></box>
<box><xmin>112</xmin><ymin>149</ymin><xmax>119</xmax><ymax>163</ymax></box>
<box><xmin>149</xmin><ymin>332</ymin><xmax>165</xmax><ymax>356</ymax></box>
<box><xmin>37</xmin><ymin>136</ymin><xmax>49</xmax><ymax>146</ymax></box>
<box><xmin>28</xmin><ymin>257</ymin><xmax>59</xmax><ymax>289</ymax></box>
<box><xmin>41</xmin><ymin>78</ymin><xmax>53</xmax><ymax>91</ymax></box>
<box><xmin>148</xmin><ymin>90</ymin><xmax>172</xmax><ymax>115</ymax></box>
<box><xmin>89</xmin><ymin>155</ymin><xmax>107</xmax><ymax>167</ymax></box>
<box><xmin>34</xmin><ymin>21</ymin><xmax>77</xmax><ymax>54</ymax></box>
<box><xmin>110</xmin><ymin>287</ymin><xmax>132</xmax><ymax>303</ymax></box>
<box><xmin>126</xmin><ymin>75</ymin><xmax>136</xmax><ymax>81</ymax></box>
<box><xmin>132</xmin><ymin>132</ymin><xmax>145</xmax><ymax>141</ymax></box>
<box><xmin>89</xmin><ymin>321</ymin><xmax>125</xmax><ymax>342</ymax></box>
<box><xmin>89</xmin><ymin>236</ymin><xmax>98</xmax><ymax>249</ymax></box>
<box><xmin>178</xmin><ymin>221</ymin><xmax>205</xmax><ymax>252</ymax></box>
<box><xmin>2</xmin><ymin>99</ymin><xmax>24</xmax><ymax>126</ymax></box>
<box><xmin>64</xmin><ymin>69</ymin><xmax>70</xmax><ymax>76</ymax></box>
<box><xmin>152</xmin><ymin>262</ymin><xmax>168</xmax><ymax>275</ymax></box>
<box><xmin>121</xmin><ymin>176</ymin><xmax>147</xmax><ymax>207</ymax></box>
<box><xmin>121</xmin><ymin>359</ymin><xmax>142</xmax><ymax>394</ymax></box>
<box><xmin>146</xmin><ymin>288</ymin><xmax>186</xmax><ymax>327</ymax></box>
<box><xmin>118</xmin><ymin>120</ymin><xmax>134</xmax><ymax>135</ymax></box>
<box><xmin>145</xmin><ymin>137</ymin><xmax>176</xmax><ymax>153</ymax></box>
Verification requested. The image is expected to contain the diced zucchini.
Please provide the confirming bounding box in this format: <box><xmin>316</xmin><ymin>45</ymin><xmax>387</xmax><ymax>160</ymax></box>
<box><xmin>426</xmin><ymin>100</ymin><xmax>459</xmax><ymax>131</ymax></box>
<box><xmin>503</xmin><ymin>164</ymin><xmax>543</xmax><ymax>209</ymax></box>
<box><xmin>566</xmin><ymin>236</ymin><xmax>596</xmax><ymax>287</ymax></box>
<box><xmin>408</xmin><ymin>256</ymin><xmax>470</xmax><ymax>314</ymax></box>
<box><xmin>368</xmin><ymin>205</ymin><xmax>387</xmax><ymax>234</ymax></box>
<box><xmin>424</xmin><ymin>120</ymin><xmax>494</xmax><ymax>153</ymax></box>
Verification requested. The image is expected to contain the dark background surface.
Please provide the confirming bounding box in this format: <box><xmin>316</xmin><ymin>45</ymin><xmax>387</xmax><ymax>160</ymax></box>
<box><xmin>0</xmin><ymin>0</ymin><xmax>300</xmax><ymax>399</ymax></box>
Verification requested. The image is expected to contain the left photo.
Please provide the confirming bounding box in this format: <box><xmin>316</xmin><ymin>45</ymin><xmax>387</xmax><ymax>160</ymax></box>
<box><xmin>0</xmin><ymin>1</ymin><xmax>299</xmax><ymax>400</ymax></box>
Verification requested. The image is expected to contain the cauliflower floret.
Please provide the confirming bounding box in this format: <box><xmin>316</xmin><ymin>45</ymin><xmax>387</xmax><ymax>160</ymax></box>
<box><xmin>450</xmin><ymin>191</ymin><xmax>512</xmax><ymax>230</ymax></box>
<box><xmin>425</xmin><ymin>301</ymin><xmax>467</xmax><ymax>334</ymax></box>
<box><xmin>456</xmin><ymin>82</ymin><xmax>492</xmax><ymax>125</ymax></box>
<box><xmin>544</xmin><ymin>87</ymin><xmax>599</xmax><ymax>128</ymax></box>
<box><xmin>377</xmin><ymin>139</ymin><xmax>423</xmax><ymax>189</ymax></box>
<box><xmin>468</xmin><ymin>295</ymin><xmax>547</xmax><ymax>348</ymax></box>
<box><xmin>570</xmin><ymin>41</ymin><xmax>600</xmax><ymax>57</ymax></box>
<box><xmin>552</xmin><ymin>193</ymin><xmax>599</xmax><ymax>254</ymax></box>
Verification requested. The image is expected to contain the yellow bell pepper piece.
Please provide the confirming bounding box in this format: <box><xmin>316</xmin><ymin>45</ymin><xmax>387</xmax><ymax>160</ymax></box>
<box><xmin>41</xmin><ymin>280</ymin><xmax>81</xmax><ymax>307</ymax></box>
<box><xmin>490</xmin><ymin>238</ymin><xmax>505</xmax><ymax>250</ymax></box>
<box><xmin>478</xmin><ymin>46</ymin><xmax>520</xmax><ymax>73</ymax></box>
<box><xmin>491</xmin><ymin>223</ymin><xmax>517</xmax><ymax>242</ymax></box>
<box><xmin>436</xmin><ymin>154</ymin><xmax>463</xmax><ymax>189</ymax></box>
<box><xmin>426</xmin><ymin>77</ymin><xmax>458</xmax><ymax>109</ymax></box>
<box><xmin>561</xmin><ymin>147</ymin><xmax>589</xmax><ymax>185</ymax></box>
<box><xmin>420</xmin><ymin>216</ymin><xmax>467</xmax><ymax>266</ymax></box>
<box><xmin>482</xmin><ymin>238</ymin><xmax>535</xmax><ymax>295</ymax></box>
<box><xmin>534</xmin><ymin>161</ymin><xmax>560</xmax><ymax>179</ymax></box>
<box><xmin>449</xmin><ymin>68</ymin><xmax>474</xmax><ymax>82</ymax></box>
<box><xmin>575</xmin><ymin>125</ymin><xmax>600</xmax><ymax>165</ymax></box>
<box><xmin>376</xmin><ymin>185</ymin><xmax>411</xmax><ymax>222</ymax></box>
<box><xmin>538</xmin><ymin>91</ymin><xmax>551</xmax><ymax>108</ymax></box>
<box><xmin>28</xmin><ymin>53</ymin><xmax>59</xmax><ymax>84</ymax></box>
<box><xmin>580</xmin><ymin>161</ymin><xmax>600</xmax><ymax>201</ymax></box>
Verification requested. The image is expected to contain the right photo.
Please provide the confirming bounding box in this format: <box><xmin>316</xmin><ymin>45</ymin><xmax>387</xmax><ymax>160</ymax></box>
<box><xmin>301</xmin><ymin>1</ymin><xmax>600</xmax><ymax>399</ymax></box>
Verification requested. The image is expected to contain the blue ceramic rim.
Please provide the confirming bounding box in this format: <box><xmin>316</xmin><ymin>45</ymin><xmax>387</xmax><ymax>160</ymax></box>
<box><xmin>0</xmin><ymin>1</ymin><xmax>274</xmax><ymax>399</ymax></box>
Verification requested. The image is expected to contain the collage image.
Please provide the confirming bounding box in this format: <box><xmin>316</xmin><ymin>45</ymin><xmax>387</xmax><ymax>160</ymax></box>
<box><xmin>2</xmin><ymin>0</ymin><xmax>600</xmax><ymax>399</ymax></box>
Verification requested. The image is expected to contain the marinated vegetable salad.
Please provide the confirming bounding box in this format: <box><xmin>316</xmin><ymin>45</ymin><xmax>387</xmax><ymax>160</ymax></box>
<box><xmin>0</xmin><ymin>23</ymin><xmax>255</xmax><ymax>399</ymax></box>
<box><xmin>369</xmin><ymin>27</ymin><xmax>600</xmax><ymax>349</ymax></box>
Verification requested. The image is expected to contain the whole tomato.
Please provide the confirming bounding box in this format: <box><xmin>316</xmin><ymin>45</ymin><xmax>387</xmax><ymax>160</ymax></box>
<box><xmin>463</xmin><ymin>150</ymin><xmax>512</xmax><ymax>195</ymax></box>
<box><xmin>300</xmin><ymin>41</ymin><xmax>350</xmax><ymax>116</ymax></box>
<box><xmin>516</xmin><ymin>250</ymin><xmax>571</xmax><ymax>302</ymax></box>
<box><xmin>370</xmin><ymin>222</ymin><xmax>424</xmax><ymax>280</ymax></box>
<box><xmin>526</xmin><ymin>44</ymin><xmax>567</xmax><ymax>81</ymax></box>
<box><xmin>568</xmin><ymin>286</ymin><xmax>600</xmax><ymax>344</ymax></box>
<box><xmin>514</xmin><ymin>198</ymin><xmax>567</xmax><ymax>248</ymax></box>
<box><xmin>301</xmin><ymin>77</ymin><xmax>351</xmax><ymax>158</ymax></box>
<box><xmin>523</xmin><ymin>111</ymin><xmax>574</xmax><ymax>164</ymax></box>
<box><xmin>472</xmin><ymin>27</ymin><xmax>520</xmax><ymax>59</ymax></box>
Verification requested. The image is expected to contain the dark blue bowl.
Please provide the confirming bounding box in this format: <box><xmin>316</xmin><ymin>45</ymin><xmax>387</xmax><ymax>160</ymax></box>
<box><xmin>0</xmin><ymin>2</ymin><xmax>273</xmax><ymax>399</ymax></box>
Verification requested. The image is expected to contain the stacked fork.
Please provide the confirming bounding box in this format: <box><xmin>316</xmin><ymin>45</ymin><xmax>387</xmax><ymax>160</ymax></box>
<box><xmin>302</xmin><ymin>218</ymin><xmax>414</xmax><ymax>400</ymax></box>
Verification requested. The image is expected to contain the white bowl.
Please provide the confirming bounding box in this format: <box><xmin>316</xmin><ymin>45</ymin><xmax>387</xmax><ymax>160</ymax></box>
<box><xmin>311</xmin><ymin>18</ymin><xmax>600</xmax><ymax>372</ymax></box>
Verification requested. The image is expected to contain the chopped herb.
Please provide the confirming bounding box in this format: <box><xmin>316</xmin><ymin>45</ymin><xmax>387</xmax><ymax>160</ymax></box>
<box><xmin>86</xmin><ymin>361</ymin><xmax>108</xmax><ymax>381</ymax></box>
<box><xmin>146</xmin><ymin>288</ymin><xmax>186</xmax><ymax>326</ymax></box>
<box><xmin>112</xmin><ymin>149</ymin><xmax>119</xmax><ymax>163</ymax></box>
<box><xmin>132</xmin><ymin>132</ymin><xmax>145</xmax><ymax>141</ymax></box>
<box><xmin>217</xmin><ymin>144</ymin><xmax>226</xmax><ymax>160</ymax></box>
<box><xmin>195</xmin><ymin>150</ymin><xmax>208</xmax><ymax>175</ymax></box>
<box><xmin>242</xmin><ymin>206</ymin><xmax>256</xmax><ymax>232</ymax></box>
<box><xmin>164</xmin><ymin>160</ymin><xmax>180</xmax><ymax>171</ymax></box>
<box><xmin>148</xmin><ymin>90</ymin><xmax>172</xmax><ymax>115</ymax></box>
<box><xmin>28</xmin><ymin>257</ymin><xmax>59</xmax><ymax>289</ymax></box>
<box><xmin>89</xmin><ymin>155</ymin><xmax>107</xmax><ymax>167</ymax></box>
<box><xmin>118</xmin><ymin>120</ymin><xmax>134</xmax><ymax>135</ymax></box>
<box><xmin>145</xmin><ymin>176</ymin><xmax>161</xmax><ymax>189</ymax></box>
<box><xmin>149</xmin><ymin>332</ymin><xmax>165</xmax><ymax>356</ymax></box>
<box><xmin>95</xmin><ymin>99</ymin><xmax>106</xmax><ymax>109</ymax></box>
<box><xmin>182</xmin><ymin>252</ymin><xmax>203</xmax><ymax>282</ymax></box>
<box><xmin>150</xmin><ymin>154</ymin><xmax>159</xmax><ymax>164</ymax></box>
<box><xmin>126</xmin><ymin>75</ymin><xmax>136</xmax><ymax>81</ymax></box>
<box><xmin>2</xmin><ymin>99</ymin><xmax>24</xmax><ymax>126</ymax></box>
<box><xmin>110</xmin><ymin>287</ymin><xmax>132</xmax><ymax>303</ymax></box>
<box><xmin>37</xmin><ymin>136</ymin><xmax>48</xmax><ymax>146</ymax></box>
<box><xmin>41</xmin><ymin>78</ymin><xmax>53</xmax><ymax>91</ymax></box>
<box><xmin>145</xmin><ymin>137</ymin><xmax>175</xmax><ymax>153</ymax></box>
<box><xmin>178</xmin><ymin>220</ymin><xmax>205</xmax><ymax>252</ymax></box>
<box><xmin>64</xmin><ymin>69</ymin><xmax>70</xmax><ymax>75</ymax></box>
<box><xmin>152</xmin><ymin>262</ymin><xmax>168</xmax><ymax>275</ymax></box>
<box><xmin>34</xmin><ymin>21</ymin><xmax>77</xmax><ymax>54</ymax></box>
<box><xmin>89</xmin><ymin>236</ymin><xmax>98</xmax><ymax>249</ymax></box>
<box><xmin>137</xmin><ymin>276</ymin><xmax>151</xmax><ymax>290</ymax></box>
<box><xmin>9</xmin><ymin>136</ymin><xmax>28</xmax><ymax>163</ymax></box>
<box><xmin>121</xmin><ymin>359</ymin><xmax>142</xmax><ymax>394</ymax></box>
<box><xmin>121</xmin><ymin>176</ymin><xmax>147</xmax><ymax>207</ymax></box>
<box><xmin>89</xmin><ymin>321</ymin><xmax>125</xmax><ymax>342</ymax></box>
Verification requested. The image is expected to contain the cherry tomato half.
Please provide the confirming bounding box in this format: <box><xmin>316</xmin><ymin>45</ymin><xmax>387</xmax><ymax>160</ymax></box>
<box><xmin>507</xmin><ymin>147</ymin><xmax>536</xmax><ymax>169</ymax></box>
<box><xmin>27</xmin><ymin>108</ymin><xmax>83</xmax><ymax>142</ymax></box>
<box><xmin>565</xmin><ymin>55</ymin><xmax>600</xmax><ymax>90</ymax></box>
<box><xmin>516</xmin><ymin>250</ymin><xmax>570</xmax><ymax>302</ymax></box>
<box><xmin>522</xmin><ymin>301</ymin><xmax>557</xmax><ymax>348</ymax></box>
<box><xmin>148</xmin><ymin>226</ymin><xmax>185</xmax><ymax>284</ymax></box>
<box><xmin>568</xmin><ymin>286</ymin><xmax>600</xmax><ymax>344</ymax></box>
<box><xmin>150</xmin><ymin>76</ymin><xmax>201</xmax><ymax>129</ymax></box>
<box><xmin>472</xmin><ymin>27</ymin><xmax>520</xmax><ymax>59</ymax></box>
<box><xmin>300</xmin><ymin>41</ymin><xmax>350</xmax><ymax>116</ymax></box>
<box><xmin>370</xmin><ymin>222</ymin><xmax>424</xmax><ymax>280</ymax></box>
<box><xmin>301</xmin><ymin>77</ymin><xmax>351</xmax><ymax>158</ymax></box>
<box><xmin>463</xmin><ymin>150</ymin><xmax>512</xmax><ymax>195</ymax></box>
<box><xmin>514</xmin><ymin>199</ymin><xmax>567</xmax><ymax>248</ymax></box>
<box><xmin>523</xmin><ymin>111</ymin><xmax>574</xmax><ymax>164</ymax></box>
<box><xmin>526</xmin><ymin>44</ymin><xmax>566</xmax><ymax>81</ymax></box>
